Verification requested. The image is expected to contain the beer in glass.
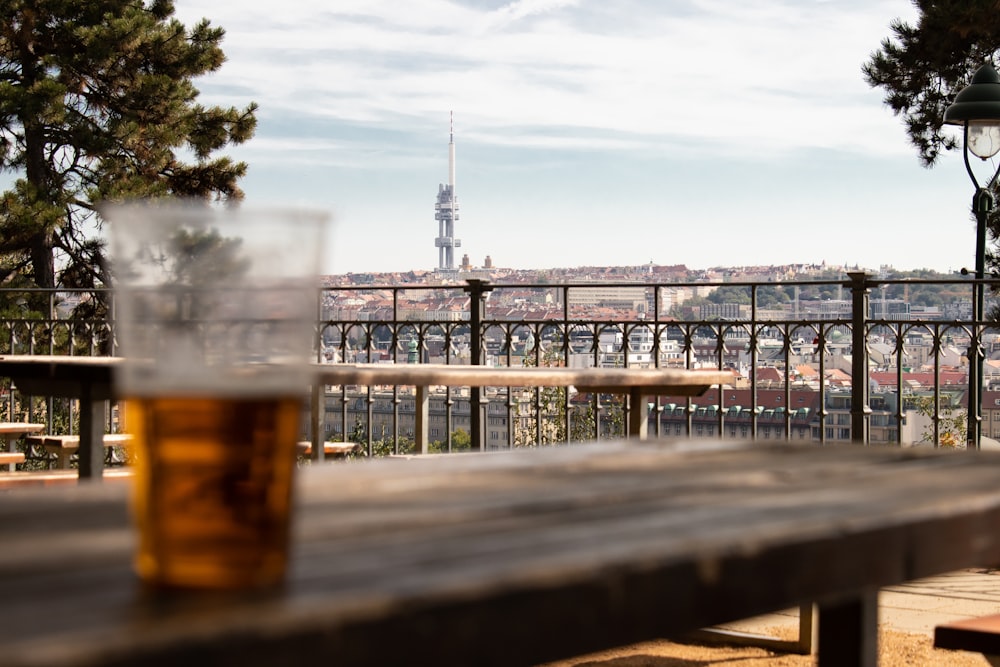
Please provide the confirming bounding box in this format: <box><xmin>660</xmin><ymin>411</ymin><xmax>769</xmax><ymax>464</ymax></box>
<box><xmin>106</xmin><ymin>202</ymin><xmax>329</xmax><ymax>589</ymax></box>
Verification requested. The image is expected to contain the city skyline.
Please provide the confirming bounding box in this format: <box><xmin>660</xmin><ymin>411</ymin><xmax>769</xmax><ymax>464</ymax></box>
<box><xmin>172</xmin><ymin>1</ymin><xmax>978</xmax><ymax>276</ymax></box>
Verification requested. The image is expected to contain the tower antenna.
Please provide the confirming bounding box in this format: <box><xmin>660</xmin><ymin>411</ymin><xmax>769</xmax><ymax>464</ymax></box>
<box><xmin>448</xmin><ymin>111</ymin><xmax>456</xmax><ymax>188</ymax></box>
<box><xmin>435</xmin><ymin>112</ymin><xmax>461</xmax><ymax>271</ymax></box>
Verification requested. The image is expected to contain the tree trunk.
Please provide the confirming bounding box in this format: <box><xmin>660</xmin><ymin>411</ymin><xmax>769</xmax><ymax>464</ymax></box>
<box><xmin>29</xmin><ymin>230</ymin><xmax>55</xmax><ymax>289</ymax></box>
<box><xmin>17</xmin><ymin>15</ymin><xmax>57</xmax><ymax>289</ymax></box>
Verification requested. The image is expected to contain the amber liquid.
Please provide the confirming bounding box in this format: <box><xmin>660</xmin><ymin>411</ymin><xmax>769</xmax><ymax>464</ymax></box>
<box><xmin>127</xmin><ymin>396</ymin><xmax>301</xmax><ymax>590</ymax></box>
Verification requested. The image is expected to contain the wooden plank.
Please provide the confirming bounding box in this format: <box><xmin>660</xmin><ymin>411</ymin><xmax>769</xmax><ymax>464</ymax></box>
<box><xmin>2</xmin><ymin>444</ymin><xmax>1000</xmax><ymax>666</ymax></box>
<box><xmin>0</xmin><ymin>452</ymin><xmax>25</xmax><ymax>465</ymax></box>
<box><xmin>0</xmin><ymin>357</ymin><xmax>728</xmax><ymax>474</ymax></box>
<box><xmin>40</xmin><ymin>434</ymin><xmax>133</xmax><ymax>450</ymax></box>
<box><xmin>317</xmin><ymin>364</ymin><xmax>729</xmax><ymax>444</ymax></box>
<box><xmin>0</xmin><ymin>422</ymin><xmax>46</xmax><ymax>435</ymax></box>
<box><xmin>935</xmin><ymin>613</ymin><xmax>1000</xmax><ymax>655</ymax></box>
<box><xmin>0</xmin><ymin>355</ymin><xmax>118</xmax><ymax>400</ymax></box>
<box><xmin>316</xmin><ymin>363</ymin><xmax>730</xmax><ymax>392</ymax></box>
<box><xmin>0</xmin><ymin>356</ymin><xmax>731</xmax><ymax>394</ymax></box>
<box><xmin>295</xmin><ymin>441</ymin><xmax>358</xmax><ymax>458</ymax></box>
<box><xmin>0</xmin><ymin>469</ymin><xmax>133</xmax><ymax>490</ymax></box>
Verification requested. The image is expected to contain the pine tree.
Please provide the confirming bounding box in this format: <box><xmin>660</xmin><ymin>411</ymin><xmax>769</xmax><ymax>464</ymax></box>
<box><xmin>0</xmin><ymin>0</ymin><xmax>257</xmax><ymax>290</ymax></box>
<box><xmin>864</xmin><ymin>1</ymin><xmax>1000</xmax><ymax>276</ymax></box>
<box><xmin>863</xmin><ymin>0</ymin><xmax>1000</xmax><ymax>167</ymax></box>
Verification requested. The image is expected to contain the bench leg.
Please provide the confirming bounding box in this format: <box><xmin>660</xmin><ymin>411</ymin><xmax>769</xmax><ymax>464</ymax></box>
<box><xmin>78</xmin><ymin>392</ymin><xmax>105</xmax><ymax>481</ymax></box>
<box><xmin>818</xmin><ymin>588</ymin><xmax>878</xmax><ymax>667</ymax></box>
<box><xmin>3</xmin><ymin>436</ymin><xmax>14</xmax><ymax>472</ymax></box>
<box><xmin>56</xmin><ymin>450</ymin><xmax>72</xmax><ymax>469</ymax></box>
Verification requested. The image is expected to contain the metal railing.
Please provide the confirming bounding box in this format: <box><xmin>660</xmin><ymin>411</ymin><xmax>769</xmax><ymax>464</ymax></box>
<box><xmin>0</xmin><ymin>272</ymin><xmax>993</xmax><ymax>455</ymax></box>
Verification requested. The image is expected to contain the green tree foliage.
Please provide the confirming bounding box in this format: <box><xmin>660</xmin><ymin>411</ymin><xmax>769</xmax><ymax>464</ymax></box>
<box><xmin>862</xmin><ymin>0</ymin><xmax>1000</xmax><ymax>167</ymax></box>
<box><xmin>863</xmin><ymin>3</ymin><xmax>1000</xmax><ymax>272</ymax></box>
<box><xmin>909</xmin><ymin>394</ymin><xmax>966</xmax><ymax>448</ymax></box>
<box><xmin>430</xmin><ymin>428</ymin><xmax>470</xmax><ymax>453</ymax></box>
<box><xmin>0</xmin><ymin>0</ymin><xmax>257</xmax><ymax>290</ymax></box>
<box><xmin>864</xmin><ymin>3</ymin><xmax>1000</xmax><ymax>290</ymax></box>
<box><xmin>513</xmin><ymin>342</ymin><xmax>625</xmax><ymax>446</ymax></box>
<box><xmin>707</xmin><ymin>285</ymin><xmax>751</xmax><ymax>305</ymax></box>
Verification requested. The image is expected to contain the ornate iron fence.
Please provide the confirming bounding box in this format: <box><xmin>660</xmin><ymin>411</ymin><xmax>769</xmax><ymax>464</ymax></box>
<box><xmin>0</xmin><ymin>273</ymin><xmax>995</xmax><ymax>456</ymax></box>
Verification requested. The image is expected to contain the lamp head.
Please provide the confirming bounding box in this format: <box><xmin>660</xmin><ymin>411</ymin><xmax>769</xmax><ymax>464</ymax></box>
<box><xmin>945</xmin><ymin>64</ymin><xmax>1000</xmax><ymax>159</ymax></box>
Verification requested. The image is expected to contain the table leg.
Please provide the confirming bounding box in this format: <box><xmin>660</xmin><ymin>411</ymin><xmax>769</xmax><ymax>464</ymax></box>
<box><xmin>817</xmin><ymin>588</ymin><xmax>878</xmax><ymax>667</ymax></box>
<box><xmin>78</xmin><ymin>389</ymin><xmax>105</xmax><ymax>481</ymax></box>
<box><xmin>627</xmin><ymin>389</ymin><xmax>649</xmax><ymax>440</ymax></box>
<box><xmin>691</xmin><ymin>602</ymin><xmax>814</xmax><ymax>654</ymax></box>
<box><xmin>3</xmin><ymin>435</ymin><xmax>13</xmax><ymax>472</ymax></box>
<box><xmin>415</xmin><ymin>385</ymin><xmax>429</xmax><ymax>455</ymax></box>
<box><xmin>310</xmin><ymin>384</ymin><xmax>324</xmax><ymax>463</ymax></box>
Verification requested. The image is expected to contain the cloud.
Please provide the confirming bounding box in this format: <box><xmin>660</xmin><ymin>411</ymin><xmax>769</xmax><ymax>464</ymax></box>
<box><xmin>175</xmin><ymin>0</ymin><xmax>920</xmax><ymax>162</ymax></box>
<box><xmin>485</xmin><ymin>0</ymin><xmax>581</xmax><ymax>29</ymax></box>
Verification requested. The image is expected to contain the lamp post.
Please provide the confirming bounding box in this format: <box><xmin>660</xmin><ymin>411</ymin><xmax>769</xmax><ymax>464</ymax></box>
<box><xmin>944</xmin><ymin>63</ymin><xmax>1000</xmax><ymax>450</ymax></box>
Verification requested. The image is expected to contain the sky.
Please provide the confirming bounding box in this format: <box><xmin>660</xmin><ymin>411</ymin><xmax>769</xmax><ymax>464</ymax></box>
<box><xmin>170</xmin><ymin>0</ymin><xmax>986</xmax><ymax>276</ymax></box>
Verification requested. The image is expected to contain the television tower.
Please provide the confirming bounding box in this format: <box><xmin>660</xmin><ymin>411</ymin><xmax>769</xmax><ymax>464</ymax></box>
<box><xmin>434</xmin><ymin>112</ymin><xmax>460</xmax><ymax>271</ymax></box>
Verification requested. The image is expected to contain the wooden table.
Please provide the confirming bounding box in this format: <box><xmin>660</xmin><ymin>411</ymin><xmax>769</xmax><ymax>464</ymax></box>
<box><xmin>0</xmin><ymin>422</ymin><xmax>45</xmax><ymax>471</ymax></box>
<box><xmin>0</xmin><ymin>356</ymin><xmax>119</xmax><ymax>479</ymax></box>
<box><xmin>4</xmin><ymin>441</ymin><xmax>1000</xmax><ymax>666</ymax></box>
<box><xmin>316</xmin><ymin>363</ymin><xmax>731</xmax><ymax>454</ymax></box>
<box><xmin>0</xmin><ymin>356</ymin><xmax>729</xmax><ymax>477</ymax></box>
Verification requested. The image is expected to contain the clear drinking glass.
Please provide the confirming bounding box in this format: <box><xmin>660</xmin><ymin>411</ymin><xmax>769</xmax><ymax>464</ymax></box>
<box><xmin>106</xmin><ymin>201</ymin><xmax>330</xmax><ymax>589</ymax></box>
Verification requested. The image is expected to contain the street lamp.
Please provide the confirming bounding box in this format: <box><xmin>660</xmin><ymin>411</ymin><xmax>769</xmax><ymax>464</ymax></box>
<box><xmin>944</xmin><ymin>63</ymin><xmax>1000</xmax><ymax>450</ymax></box>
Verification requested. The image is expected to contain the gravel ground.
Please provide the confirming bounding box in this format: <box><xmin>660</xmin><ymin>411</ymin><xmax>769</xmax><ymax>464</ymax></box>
<box><xmin>538</xmin><ymin>625</ymin><xmax>990</xmax><ymax>666</ymax></box>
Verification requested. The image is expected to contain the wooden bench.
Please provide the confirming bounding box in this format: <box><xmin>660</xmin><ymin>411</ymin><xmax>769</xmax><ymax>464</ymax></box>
<box><xmin>296</xmin><ymin>441</ymin><xmax>360</xmax><ymax>460</ymax></box>
<box><xmin>935</xmin><ymin>614</ymin><xmax>1000</xmax><ymax>663</ymax></box>
<box><xmin>0</xmin><ymin>422</ymin><xmax>45</xmax><ymax>472</ymax></box>
<box><xmin>25</xmin><ymin>434</ymin><xmax>133</xmax><ymax>469</ymax></box>
<box><xmin>0</xmin><ymin>452</ymin><xmax>25</xmax><ymax>466</ymax></box>
<box><xmin>0</xmin><ymin>468</ymin><xmax>133</xmax><ymax>490</ymax></box>
<box><xmin>316</xmin><ymin>364</ymin><xmax>731</xmax><ymax>454</ymax></box>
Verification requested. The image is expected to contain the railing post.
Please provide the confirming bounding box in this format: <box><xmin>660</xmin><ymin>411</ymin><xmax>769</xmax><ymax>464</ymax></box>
<box><xmin>848</xmin><ymin>272</ymin><xmax>872</xmax><ymax>444</ymax></box>
<box><xmin>464</xmin><ymin>279</ymin><xmax>493</xmax><ymax>451</ymax></box>
<box><xmin>311</xmin><ymin>286</ymin><xmax>325</xmax><ymax>462</ymax></box>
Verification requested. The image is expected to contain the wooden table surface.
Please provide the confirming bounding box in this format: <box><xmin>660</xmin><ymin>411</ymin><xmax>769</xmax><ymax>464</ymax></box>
<box><xmin>315</xmin><ymin>362</ymin><xmax>730</xmax><ymax>394</ymax></box>
<box><xmin>0</xmin><ymin>356</ymin><xmax>121</xmax><ymax>479</ymax></box>
<box><xmin>3</xmin><ymin>441</ymin><xmax>1000</xmax><ymax>666</ymax></box>
<box><xmin>0</xmin><ymin>356</ymin><xmax>730</xmax><ymax>472</ymax></box>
